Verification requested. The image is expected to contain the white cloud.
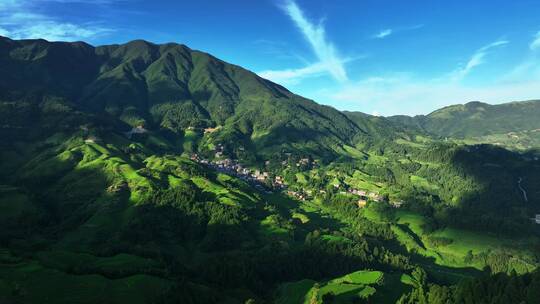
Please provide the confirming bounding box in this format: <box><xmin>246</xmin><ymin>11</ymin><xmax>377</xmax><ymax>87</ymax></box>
<box><xmin>0</xmin><ymin>0</ymin><xmax>22</xmax><ymax>10</ymax></box>
<box><xmin>322</xmin><ymin>39</ymin><xmax>535</xmax><ymax>116</ymax></box>
<box><xmin>450</xmin><ymin>39</ymin><xmax>508</xmax><ymax>81</ymax></box>
<box><xmin>258</xmin><ymin>62</ymin><xmax>329</xmax><ymax>85</ymax></box>
<box><xmin>0</xmin><ymin>0</ymin><xmax>113</xmax><ymax>41</ymax></box>
<box><xmin>41</xmin><ymin>0</ymin><xmax>121</xmax><ymax>3</ymax></box>
<box><xmin>327</xmin><ymin>74</ymin><xmax>540</xmax><ymax>116</ymax></box>
<box><xmin>259</xmin><ymin>0</ymin><xmax>347</xmax><ymax>84</ymax></box>
<box><xmin>530</xmin><ymin>31</ymin><xmax>540</xmax><ymax>51</ymax></box>
<box><xmin>283</xmin><ymin>0</ymin><xmax>347</xmax><ymax>82</ymax></box>
<box><xmin>0</xmin><ymin>27</ymin><xmax>10</xmax><ymax>37</ymax></box>
<box><xmin>372</xmin><ymin>24</ymin><xmax>423</xmax><ymax>39</ymax></box>
<box><xmin>2</xmin><ymin>21</ymin><xmax>111</xmax><ymax>41</ymax></box>
<box><xmin>503</xmin><ymin>32</ymin><xmax>540</xmax><ymax>82</ymax></box>
<box><xmin>374</xmin><ymin>29</ymin><xmax>392</xmax><ymax>39</ymax></box>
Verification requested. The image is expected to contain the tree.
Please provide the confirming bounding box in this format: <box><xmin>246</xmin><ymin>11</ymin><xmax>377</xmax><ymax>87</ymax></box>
<box><xmin>412</xmin><ymin>267</ymin><xmax>427</xmax><ymax>287</ymax></box>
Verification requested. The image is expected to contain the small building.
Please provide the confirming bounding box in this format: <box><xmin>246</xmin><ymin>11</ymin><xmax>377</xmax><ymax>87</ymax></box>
<box><xmin>84</xmin><ymin>136</ymin><xmax>100</xmax><ymax>143</ymax></box>
<box><xmin>535</xmin><ymin>215</ymin><xmax>540</xmax><ymax>224</ymax></box>
<box><xmin>357</xmin><ymin>199</ymin><xmax>368</xmax><ymax>208</ymax></box>
<box><xmin>390</xmin><ymin>200</ymin><xmax>404</xmax><ymax>208</ymax></box>
<box><xmin>204</xmin><ymin>126</ymin><xmax>220</xmax><ymax>134</ymax></box>
<box><xmin>368</xmin><ymin>192</ymin><xmax>383</xmax><ymax>202</ymax></box>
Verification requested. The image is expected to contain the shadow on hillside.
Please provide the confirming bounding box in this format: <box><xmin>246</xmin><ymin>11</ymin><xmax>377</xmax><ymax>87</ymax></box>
<box><xmin>410</xmin><ymin>252</ymin><xmax>483</xmax><ymax>285</ymax></box>
<box><xmin>253</xmin><ymin>124</ymin><xmax>345</xmax><ymax>160</ymax></box>
<box><xmin>395</xmin><ymin>143</ymin><xmax>540</xmax><ymax>236</ymax></box>
<box><xmin>3</xmin><ymin>143</ymin><xmax>417</xmax><ymax>302</ymax></box>
<box><xmin>443</xmin><ymin>144</ymin><xmax>540</xmax><ymax>234</ymax></box>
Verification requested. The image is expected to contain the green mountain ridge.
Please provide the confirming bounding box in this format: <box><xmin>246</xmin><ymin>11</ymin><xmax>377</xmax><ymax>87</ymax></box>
<box><xmin>1</xmin><ymin>36</ymin><xmax>540</xmax><ymax>304</ymax></box>
<box><xmin>388</xmin><ymin>100</ymin><xmax>540</xmax><ymax>142</ymax></box>
<box><xmin>1</xmin><ymin>36</ymin><xmax>377</xmax><ymax>160</ymax></box>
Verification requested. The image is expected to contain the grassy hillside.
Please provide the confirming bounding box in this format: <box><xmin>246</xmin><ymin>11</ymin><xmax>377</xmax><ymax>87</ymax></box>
<box><xmin>388</xmin><ymin>100</ymin><xmax>540</xmax><ymax>149</ymax></box>
<box><xmin>0</xmin><ymin>36</ymin><xmax>371</xmax><ymax>160</ymax></box>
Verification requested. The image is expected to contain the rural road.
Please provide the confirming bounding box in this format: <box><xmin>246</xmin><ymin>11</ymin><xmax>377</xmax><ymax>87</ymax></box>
<box><xmin>518</xmin><ymin>177</ymin><xmax>528</xmax><ymax>202</ymax></box>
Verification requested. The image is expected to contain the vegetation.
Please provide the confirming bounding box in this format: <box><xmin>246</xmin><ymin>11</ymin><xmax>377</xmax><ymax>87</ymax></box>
<box><xmin>389</xmin><ymin>100</ymin><xmax>540</xmax><ymax>150</ymax></box>
<box><xmin>0</xmin><ymin>36</ymin><xmax>539</xmax><ymax>303</ymax></box>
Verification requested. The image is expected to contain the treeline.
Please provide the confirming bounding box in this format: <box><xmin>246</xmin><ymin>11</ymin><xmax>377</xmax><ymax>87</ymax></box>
<box><xmin>399</xmin><ymin>270</ymin><xmax>540</xmax><ymax>304</ymax></box>
<box><xmin>360</xmin><ymin>141</ymin><xmax>539</xmax><ymax>235</ymax></box>
<box><xmin>89</xmin><ymin>181</ymin><xmax>413</xmax><ymax>299</ymax></box>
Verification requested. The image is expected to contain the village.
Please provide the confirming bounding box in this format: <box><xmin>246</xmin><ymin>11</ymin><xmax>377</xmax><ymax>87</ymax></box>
<box><xmin>82</xmin><ymin>125</ymin><xmax>406</xmax><ymax>209</ymax></box>
<box><xmin>189</xmin><ymin>150</ymin><xmax>287</xmax><ymax>193</ymax></box>
<box><xmin>189</xmin><ymin>144</ymin><xmax>405</xmax><ymax>209</ymax></box>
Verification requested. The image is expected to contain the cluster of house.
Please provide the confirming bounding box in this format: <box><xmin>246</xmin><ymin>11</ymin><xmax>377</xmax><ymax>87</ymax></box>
<box><xmin>186</xmin><ymin>126</ymin><xmax>221</xmax><ymax>134</ymax></box>
<box><xmin>191</xmin><ymin>150</ymin><xmax>406</xmax><ymax>208</ymax></box>
<box><xmin>532</xmin><ymin>214</ymin><xmax>540</xmax><ymax>224</ymax></box>
<box><xmin>189</xmin><ymin>144</ymin><xmax>406</xmax><ymax>208</ymax></box>
<box><xmin>297</xmin><ymin>157</ymin><xmax>313</xmax><ymax>167</ymax></box>
<box><xmin>287</xmin><ymin>190</ymin><xmax>306</xmax><ymax>201</ymax></box>
<box><xmin>344</xmin><ymin>188</ymin><xmax>404</xmax><ymax>209</ymax></box>
<box><xmin>190</xmin><ymin>153</ymin><xmax>286</xmax><ymax>192</ymax></box>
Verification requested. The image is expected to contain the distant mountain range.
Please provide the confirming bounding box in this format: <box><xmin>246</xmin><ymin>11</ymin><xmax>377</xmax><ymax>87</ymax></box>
<box><xmin>390</xmin><ymin>100</ymin><xmax>540</xmax><ymax>138</ymax></box>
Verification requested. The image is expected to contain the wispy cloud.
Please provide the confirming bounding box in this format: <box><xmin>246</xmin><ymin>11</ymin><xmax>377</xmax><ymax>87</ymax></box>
<box><xmin>0</xmin><ymin>0</ymin><xmax>114</xmax><ymax>41</ymax></box>
<box><xmin>374</xmin><ymin>29</ymin><xmax>392</xmax><ymax>39</ymax></box>
<box><xmin>42</xmin><ymin>0</ymin><xmax>122</xmax><ymax>3</ymax></box>
<box><xmin>530</xmin><ymin>31</ymin><xmax>540</xmax><ymax>51</ymax></box>
<box><xmin>283</xmin><ymin>0</ymin><xmax>347</xmax><ymax>82</ymax></box>
<box><xmin>325</xmin><ymin>74</ymin><xmax>540</xmax><ymax>116</ymax></box>
<box><xmin>372</xmin><ymin>24</ymin><xmax>423</xmax><ymax>39</ymax></box>
<box><xmin>451</xmin><ymin>39</ymin><xmax>508</xmax><ymax>81</ymax></box>
<box><xmin>503</xmin><ymin>32</ymin><xmax>540</xmax><ymax>82</ymax></box>
<box><xmin>258</xmin><ymin>0</ymin><xmax>348</xmax><ymax>84</ymax></box>
<box><xmin>259</xmin><ymin>62</ymin><xmax>329</xmax><ymax>85</ymax></box>
<box><xmin>322</xmin><ymin>38</ymin><xmax>518</xmax><ymax>115</ymax></box>
<box><xmin>1</xmin><ymin>21</ymin><xmax>112</xmax><ymax>41</ymax></box>
<box><xmin>252</xmin><ymin>39</ymin><xmax>307</xmax><ymax>62</ymax></box>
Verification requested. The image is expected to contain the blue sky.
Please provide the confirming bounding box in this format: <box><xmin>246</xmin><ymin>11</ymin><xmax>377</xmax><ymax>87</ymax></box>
<box><xmin>1</xmin><ymin>0</ymin><xmax>540</xmax><ymax>115</ymax></box>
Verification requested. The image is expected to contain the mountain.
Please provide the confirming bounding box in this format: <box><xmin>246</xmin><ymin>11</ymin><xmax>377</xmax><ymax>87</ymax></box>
<box><xmin>1</xmin><ymin>37</ymin><xmax>540</xmax><ymax>304</ymax></box>
<box><xmin>0</xmin><ymin>36</ymin><xmax>380</xmax><ymax>160</ymax></box>
<box><xmin>388</xmin><ymin>100</ymin><xmax>540</xmax><ymax>149</ymax></box>
<box><xmin>343</xmin><ymin>111</ymin><xmax>424</xmax><ymax>140</ymax></box>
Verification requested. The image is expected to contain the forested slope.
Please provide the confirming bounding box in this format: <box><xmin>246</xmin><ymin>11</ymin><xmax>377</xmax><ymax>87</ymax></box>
<box><xmin>388</xmin><ymin>100</ymin><xmax>540</xmax><ymax>149</ymax></box>
<box><xmin>1</xmin><ymin>36</ymin><xmax>539</xmax><ymax>304</ymax></box>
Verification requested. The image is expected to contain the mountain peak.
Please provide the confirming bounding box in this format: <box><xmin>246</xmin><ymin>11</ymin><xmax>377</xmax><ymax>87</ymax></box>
<box><xmin>0</xmin><ymin>37</ymin><xmax>363</xmax><ymax>159</ymax></box>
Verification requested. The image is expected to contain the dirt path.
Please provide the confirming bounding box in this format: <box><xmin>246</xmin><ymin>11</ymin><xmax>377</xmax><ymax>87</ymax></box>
<box><xmin>518</xmin><ymin>177</ymin><xmax>528</xmax><ymax>202</ymax></box>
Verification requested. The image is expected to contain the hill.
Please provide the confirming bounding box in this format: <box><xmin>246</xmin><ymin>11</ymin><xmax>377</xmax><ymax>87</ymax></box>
<box><xmin>0</xmin><ymin>36</ymin><xmax>380</xmax><ymax>160</ymax></box>
<box><xmin>389</xmin><ymin>100</ymin><xmax>540</xmax><ymax>149</ymax></box>
<box><xmin>1</xmin><ymin>36</ymin><xmax>540</xmax><ymax>304</ymax></box>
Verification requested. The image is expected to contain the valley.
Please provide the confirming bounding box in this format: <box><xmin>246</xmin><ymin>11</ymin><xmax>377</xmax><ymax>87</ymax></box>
<box><xmin>0</xmin><ymin>36</ymin><xmax>539</xmax><ymax>303</ymax></box>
